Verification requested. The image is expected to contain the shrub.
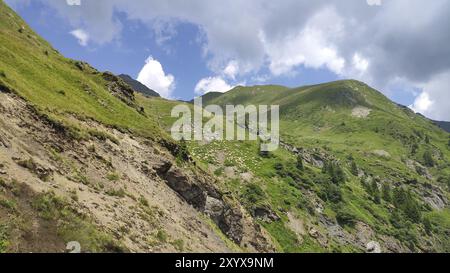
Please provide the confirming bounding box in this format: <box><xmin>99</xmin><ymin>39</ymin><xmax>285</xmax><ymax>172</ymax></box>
<box><xmin>350</xmin><ymin>161</ymin><xmax>358</xmax><ymax>176</ymax></box>
<box><xmin>423</xmin><ymin>150</ymin><xmax>435</xmax><ymax>167</ymax></box>
<box><xmin>423</xmin><ymin>217</ymin><xmax>433</xmax><ymax>235</ymax></box>
<box><xmin>370</xmin><ymin>180</ymin><xmax>381</xmax><ymax>204</ymax></box>
<box><xmin>0</xmin><ymin>198</ymin><xmax>17</xmax><ymax>211</ymax></box>
<box><xmin>0</xmin><ymin>224</ymin><xmax>9</xmax><ymax>253</ymax></box>
<box><xmin>382</xmin><ymin>183</ymin><xmax>392</xmax><ymax>203</ymax></box>
<box><xmin>176</xmin><ymin>138</ymin><xmax>189</xmax><ymax>161</ymax></box>
<box><xmin>106</xmin><ymin>173</ymin><xmax>120</xmax><ymax>181</ymax></box>
<box><xmin>336</xmin><ymin>207</ymin><xmax>358</xmax><ymax>227</ymax></box>
<box><xmin>172</xmin><ymin>239</ymin><xmax>184</xmax><ymax>251</ymax></box>
<box><xmin>318</xmin><ymin>181</ymin><xmax>343</xmax><ymax>204</ymax></box>
<box><xmin>89</xmin><ymin>130</ymin><xmax>119</xmax><ymax>145</ymax></box>
<box><xmin>242</xmin><ymin>184</ymin><xmax>266</xmax><ymax>204</ymax></box>
<box><xmin>393</xmin><ymin>188</ymin><xmax>422</xmax><ymax>223</ymax></box>
<box><xmin>296</xmin><ymin>155</ymin><xmax>304</xmax><ymax>171</ymax></box>
<box><xmin>214</xmin><ymin>167</ymin><xmax>224</xmax><ymax>176</ymax></box>
<box><xmin>156</xmin><ymin>230</ymin><xmax>168</xmax><ymax>243</ymax></box>
<box><xmin>224</xmin><ymin>159</ymin><xmax>234</xmax><ymax>167</ymax></box>
<box><xmin>411</xmin><ymin>143</ymin><xmax>419</xmax><ymax>155</ymax></box>
<box><xmin>106</xmin><ymin>188</ymin><xmax>126</xmax><ymax>198</ymax></box>
<box><xmin>139</xmin><ymin>196</ymin><xmax>149</xmax><ymax>207</ymax></box>
<box><xmin>322</xmin><ymin>161</ymin><xmax>346</xmax><ymax>184</ymax></box>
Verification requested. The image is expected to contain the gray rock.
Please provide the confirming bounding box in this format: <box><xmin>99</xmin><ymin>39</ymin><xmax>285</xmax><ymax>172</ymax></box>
<box><xmin>165</xmin><ymin>167</ymin><xmax>207</xmax><ymax>210</ymax></box>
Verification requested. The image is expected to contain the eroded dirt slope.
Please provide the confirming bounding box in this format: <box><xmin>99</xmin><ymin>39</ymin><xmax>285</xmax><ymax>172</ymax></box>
<box><xmin>0</xmin><ymin>92</ymin><xmax>274</xmax><ymax>252</ymax></box>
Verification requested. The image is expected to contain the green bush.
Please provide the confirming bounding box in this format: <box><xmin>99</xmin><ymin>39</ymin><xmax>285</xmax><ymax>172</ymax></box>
<box><xmin>382</xmin><ymin>183</ymin><xmax>392</xmax><ymax>203</ymax></box>
<box><xmin>350</xmin><ymin>161</ymin><xmax>358</xmax><ymax>176</ymax></box>
<box><xmin>156</xmin><ymin>230</ymin><xmax>168</xmax><ymax>243</ymax></box>
<box><xmin>393</xmin><ymin>188</ymin><xmax>422</xmax><ymax>223</ymax></box>
<box><xmin>242</xmin><ymin>183</ymin><xmax>266</xmax><ymax>204</ymax></box>
<box><xmin>139</xmin><ymin>196</ymin><xmax>149</xmax><ymax>207</ymax></box>
<box><xmin>106</xmin><ymin>173</ymin><xmax>120</xmax><ymax>181</ymax></box>
<box><xmin>423</xmin><ymin>150</ymin><xmax>435</xmax><ymax>167</ymax></box>
<box><xmin>296</xmin><ymin>155</ymin><xmax>304</xmax><ymax>171</ymax></box>
<box><xmin>106</xmin><ymin>188</ymin><xmax>126</xmax><ymax>198</ymax></box>
<box><xmin>322</xmin><ymin>161</ymin><xmax>346</xmax><ymax>184</ymax></box>
<box><xmin>336</xmin><ymin>207</ymin><xmax>358</xmax><ymax>227</ymax></box>
<box><xmin>0</xmin><ymin>224</ymin><xmax>9</xmax><ymax>253</ymax></box>
<box><xmin>370</xmin><ymin>181</ymin><xmax>381</xmax><ymax>204</ymax></box>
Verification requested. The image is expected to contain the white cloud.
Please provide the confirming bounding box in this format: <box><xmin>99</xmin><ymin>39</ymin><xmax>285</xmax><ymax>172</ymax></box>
<box><xmin>410</xmin><ymin>92</ymin><xmax>433</xmax><ymax>114</ymax></box>
<box><xmin>70</xmin><ymin>29</ymin><xmax>89</xmax><ymax>46</ymax></box>
<box><xmin>262</xmin><ymin>7</ymin><xmax>346</xmax><ymax>76</ymax></box>
<box><xmin>367</xmin><ymin>0</ymin><xmax>382</xmax><ymax>6</ymax></box>
<box><xmin>223</xmin><ymin>60</ymin><xmax>239</xmax><ymax>80</ymax></box>
<box><xmin>195</xmin><ymin>77</ymin><xmax>233</xmax><ymax>95</ymax></box>
<box><xmin>410</xmin><ymin>71</ymin><xmax>450</xmax><ymax>121</ymax></box>
<box><xmin>137</xmin><ymin>56</ymin><xmax>175</xmax><ymax>98</ymax></box>
<box><xmin>352</xmin><ymin>53</ymin><xmax>369</xmax><ymax>74</ymax></box>
<box><xmin>33</xmin><ymin>0</ymin><xmax>450</xmax><ymax>119</ymax></box>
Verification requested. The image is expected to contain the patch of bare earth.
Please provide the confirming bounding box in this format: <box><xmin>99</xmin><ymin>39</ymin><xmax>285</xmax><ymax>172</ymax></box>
<box><xmin>1</xmin><ymin>92</ymin><xmax>270</xmax><ymax>252</ymax></box>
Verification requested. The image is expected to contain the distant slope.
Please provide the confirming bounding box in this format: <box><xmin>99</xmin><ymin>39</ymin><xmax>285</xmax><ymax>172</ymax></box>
<box><xmin>189</xmin><ymin>91</ymin><xmax>224</xmax><ymax>104</ymax></box>
<box><xmin>433</xmin><ymin>120</ymin><xmax>450</xmax><ymax>133</ymax></box>
<box><xmin>194</xmin><ymin>79</ymin><xmax>450</xmax><ymax>252</ymax></box>
<box><xmin>118</xmin><ymin>74</ymin><xmax>160</xmax><ymax>97</ymax></box>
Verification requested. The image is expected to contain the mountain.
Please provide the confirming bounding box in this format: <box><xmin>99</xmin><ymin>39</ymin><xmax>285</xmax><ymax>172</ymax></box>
<box><xmin>189</xmin><ymin>91</ymin><xmax>224</xmax><ymax>103</ymax></box>
<box><xmin>118</xmin><ymin>74</ymin><xmax>160</xmax><ymax>97</ymax></box>
<box><xmin>1</xmin><ymin>0</ymin><xmax>449</xmax><ymax>253</ymax></box>
<box><xmin>196</xmin><ymin>81</ymin><xmax>450</xmax><ymax>252</ymax></box>
<box><xmin>0</xmin><ymin>0</ymin><xmax>272</xmax><ymax>253</ymax></box>
<box><xmin>433</xmin><ymin>121</ymin><xmax>450</xmax><ymax>133</ymax></box>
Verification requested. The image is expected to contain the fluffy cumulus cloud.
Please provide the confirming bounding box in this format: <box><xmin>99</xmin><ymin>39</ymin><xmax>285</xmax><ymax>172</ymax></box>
<box><xmin>69</xmin><ymin>28</ymin><xmax>89</xmax><ymax>46</ymax></box>
<box><xmin>195</xmin><ymin>77</ymin><xmax>233</xmax><ymax>95</ymax></box>
<box><xmin>137</xmin><ymin>57</ymin><xmax>175</xmax><ymax>98</ymax></box>
<box><xmin>28</xmin><ymin>0</ymin><xmax>450</xmax><ymax>119</ymax></box>
<box><xmin>410</xmin><ymin>71</ymin><xmax>450</xmax><ymax>120</ymax></box>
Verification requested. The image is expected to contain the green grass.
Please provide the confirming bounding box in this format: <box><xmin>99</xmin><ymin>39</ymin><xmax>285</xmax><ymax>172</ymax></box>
<box><xmin>0</xmin><ymin>224</ymin><xmax>9</xmax><ymax>253</ymax></box>
<box><xmin>0</xmin><ymin>0</ymin><xmax>167</xmax><ymax>142</ymax></box>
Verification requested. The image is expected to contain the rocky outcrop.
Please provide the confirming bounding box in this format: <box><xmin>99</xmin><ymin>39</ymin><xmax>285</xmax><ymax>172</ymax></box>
<box><xmin>118</xmin><ymin>74</ymin><xmax>160</xmax><ymax>98</ymax></box>
<box><xmin>252</xmin><ymin>206</ymin><xmax>280</xmax><ymax>222</ymax></box>
<box><xmin>102</xmin><ymin>72</ymin><xmax>144</xmax><ymax>114</ymax></box>
<box><xmin>280</xmin><ymin>141</ymin><xmax>336</xmax><ymax>168</ymax></box>
<box><xmin>154</xmin><ymin>162</ymin><xmax>245</xmax><ymax>244</ymax></box>
<box><xmin>153</xmin><ymin>161</ymin><xmax>275</xmax><ymax>250</ymax></box>
<box><xmin>164</xmin><ymin>167</ymin><xmax>207</xmax><ymax>210</ymax></box>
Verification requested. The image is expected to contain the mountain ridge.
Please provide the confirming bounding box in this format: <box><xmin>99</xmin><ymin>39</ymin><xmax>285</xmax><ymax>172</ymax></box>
<box><xmin>118</xmin><ymin>74</ymin><xmax>160</xmax><ymax>98</ymax></box>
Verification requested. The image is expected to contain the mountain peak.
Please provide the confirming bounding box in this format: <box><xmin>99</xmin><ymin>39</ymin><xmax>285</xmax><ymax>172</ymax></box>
<box><xmin>118</xmin><ymin>74</ymin><xmax>160</xmax><ymax>97</ymax></box>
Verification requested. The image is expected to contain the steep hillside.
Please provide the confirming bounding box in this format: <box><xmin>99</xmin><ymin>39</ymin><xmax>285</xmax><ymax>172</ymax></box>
<box><xmin>0</xmin><ymin>0</ymin><xmax>274</xmax><ymax>253</ymax></box>
<box><xmin>191</xmin><ymin>81</ymin><xmax>450</xmax><ymax>252</ymax></box>
<box><xmin>433</xmin><ymin>121</ymin><xmax>450</xmax><ymax>133</ymax></box>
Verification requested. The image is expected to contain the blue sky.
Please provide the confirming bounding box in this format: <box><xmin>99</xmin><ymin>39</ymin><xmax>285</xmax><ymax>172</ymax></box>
<box><xmin>5</xmin><ymin>0</ymin><xmax>450</xmax><ymax>120</ymax></box>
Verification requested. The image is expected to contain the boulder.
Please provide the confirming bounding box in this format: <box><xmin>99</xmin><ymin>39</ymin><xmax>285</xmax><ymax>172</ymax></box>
<box><xmin>165</xmin><ymin>167</ymin><xmax>207</xmax><ymax>210</ymax></box>
<box><xmin>252</xmin><ymin>206</ymin><xmax>280</xmax><ymax>222</ymax></box>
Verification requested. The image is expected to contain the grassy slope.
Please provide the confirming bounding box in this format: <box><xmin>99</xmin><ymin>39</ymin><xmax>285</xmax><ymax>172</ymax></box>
<box><xmin>0</xmin><ymin>0</ymin><xmax>164</xmax><ymax>141</ymax></box>
<box><xmin>196</xmin><ymin>81</ymin><xmax>450</xmax><ymax>252</ymax></box>
<box><xmin>136</xmin><ymin>79</ymin><xmax>450</xmax><ymax>252</ymax></box>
